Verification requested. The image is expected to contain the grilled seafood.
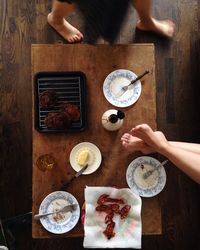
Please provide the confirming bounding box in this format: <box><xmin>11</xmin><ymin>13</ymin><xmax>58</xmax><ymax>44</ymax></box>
<box><xmin>95</xmin><ymin>194</ymin><xmax>131</xmax><ymax>239</ymax></box>
<box><xmin>120</xmin><ymin>205</ymin><xmax>131</xmax><ymax>219</ymax></box>
<box><xmin>103</xmin><ymin>221</ymin><xmax>115</xmax><ymax>239</ymax></box>
<box><xmin>97</xmin><ymin>194</ymin><xmax>124</xmax><ymax>205</ymax></box>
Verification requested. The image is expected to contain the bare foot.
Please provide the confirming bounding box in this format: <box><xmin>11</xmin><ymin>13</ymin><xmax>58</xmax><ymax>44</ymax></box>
<box><xmin>131</xmin><ymin>124</ymin><xmax>170</xmax><ymax>153</ymax></box>
<box><xmin>136</xmin><ymin>18</ymin><xmax>175</xmax><ymax>38</ymax></box>
<box><xmin>121</xmin><ymin>133</ymin><xmax>154</xmax><ymax>154</ymax></box>
<box><xmin>47</xmin><ymin>13</ymin><xmax>83</xmax><ymax>43</ymax></box>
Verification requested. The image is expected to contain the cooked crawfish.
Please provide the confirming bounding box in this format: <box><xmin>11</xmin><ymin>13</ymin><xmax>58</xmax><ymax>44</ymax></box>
<box><xmin>120</xmin><ymin>205</ymin><xmax>131</xmax><ymax>219</ymax></box>
<box><xmin>108</xmin><ymin>204</ymin><xmax>120</xmax><ymax>213</ymax></box>
<box><xmin>104</xmin><ymin>197</ymin><xmax>124</xmax><ymax>204</ymax></box>
<box><xmin>97</xmin><ymin>194</ymin><xmax>109</xmax><ymax>205</ymax></box>
<box><xmin>105</xmin><ymin>212</ymin><xmax>114</xmax><ymax>224</ymax></box>
<box><xmin>103</xmin><ymin>221</ymin><xmax>115</xmax><ymax>239</ymax></box>
<box><xmin>96</xmin><ymin>194</ymin><xmax>132</xmax><ymax>239</ymax></box>
<box><xmin>96</xmin><ymin>205</ymin><xmax>112</xmax><ymax>214</ymax></box>
<box><xmin>97</xmin><ymin>194</ymin><xmax>124</xmax><ymax>205</ymax></box>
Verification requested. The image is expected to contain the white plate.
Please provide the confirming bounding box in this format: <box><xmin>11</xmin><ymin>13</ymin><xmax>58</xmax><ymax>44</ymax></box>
<box><xmin>103</xmin><ymin>69</ymin><xmax>142</xmax><ymax>107</ymax></box>
<box><xmin>70</xmin><ymin>142</ymin><xmax>102</xmax><ymax>174</ymax></box>
<box><xmin>126</xmin><ymin>156</ymin><xmax>167</xmax><ymax>197</ymax></box>
<box><xmin>39</xmin><ymin>191</ymin><xmax>80</xmax><ymax>234</ymax></box>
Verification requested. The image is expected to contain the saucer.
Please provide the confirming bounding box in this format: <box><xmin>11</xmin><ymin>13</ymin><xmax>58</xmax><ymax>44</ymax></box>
<box><xmin>69</xmin><ymin>142</ymin><xmax>102</xmax><ymax>174</ymax></box>
<box><xmin>126</xmin><ymin>156</ymin><xmax>167</xmax><ymax>197</ymax></box>
<box><xmin>103</xmin><ymin>69</ymin><xmax>142</xmax><ymax>107</ymax></box>
<box><xmin>38</xmin><ymin>191</ymin><xmax>80</xmax><ymax>234</ymax></box>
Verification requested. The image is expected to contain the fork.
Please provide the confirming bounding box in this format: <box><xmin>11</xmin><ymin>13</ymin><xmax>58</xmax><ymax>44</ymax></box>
<box><xmin>142</xmin><ymin>160</ymin><xmax>168</xmax><ymax>179</ymax></box>
<box><xmin>34</xmin><ymin>204</ymin><xmax>77</xmax><ymax>220</ymax></box>
<box><xmin>115</xmin><ymin>70</ymin><xmax>149</xmax><ymax>98</ymax></box>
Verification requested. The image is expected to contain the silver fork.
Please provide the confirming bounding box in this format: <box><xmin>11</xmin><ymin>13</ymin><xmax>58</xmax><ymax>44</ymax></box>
<box><xmin>115</xmin><ymin>70</ymin><xmax>149</xmax><ymax>98</ymax></box>
<box><xmin>34</xmin><ymin>204</ymin><xmax>77</xmax><ymax>220</ymax></box>
<box><xmin>142</xmin><ymin>160</ymin><xmax>168</xmax><ymax>179</ymax></box>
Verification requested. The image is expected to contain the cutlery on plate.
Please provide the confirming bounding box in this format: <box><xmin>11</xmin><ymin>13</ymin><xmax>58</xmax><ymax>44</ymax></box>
<box><xmin>115</xmin><ymin>70</ymin><xmax>150</xmax><ymax>98</ymax></box>
<box><xmin>34</xmin><ymin>204</ymin><xmax>77</xmax><ymax>220</ymax></box>
<box><xmin>142</xmin><ymin>159</ymin><xmax>168</xmax><ymax>180</ymax></box>
<box><xmin>60</xmin><ymin>164</ymin><xmax>88</xmax><ymax>190</ymax></box>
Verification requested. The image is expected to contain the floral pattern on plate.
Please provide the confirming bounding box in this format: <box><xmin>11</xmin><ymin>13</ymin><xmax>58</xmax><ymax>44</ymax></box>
<box><xmin>103</xmin><ymin>69</ymin><xmax>142</xmax><ymax>107</ymax></box>
<box><xmin>126</xmin><ymin>156</ymin><xmax>167</xmax><ymax>197</ymax></box>
<box><xmin>39</xmin><ymin>191</ymin><xmax>80</xmax><ymax>234</ymax></box>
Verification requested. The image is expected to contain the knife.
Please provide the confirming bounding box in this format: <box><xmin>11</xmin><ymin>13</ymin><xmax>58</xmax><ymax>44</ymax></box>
<box><xmin>34</xmin><ymin>204</ymin><xmax>77</xmax><ymax>220</ymax></box>
<box><xmin>61</xmin><ymin>164</ymin><xmax>88</xmax><ymax>190</ymax></box>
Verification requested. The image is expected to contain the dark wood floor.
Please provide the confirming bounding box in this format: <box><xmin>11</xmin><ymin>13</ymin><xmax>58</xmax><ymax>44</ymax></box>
<box><xmin>1</xmin><ymin>0</ymin><xmax>200</xmax><ymax>249</ymax></box>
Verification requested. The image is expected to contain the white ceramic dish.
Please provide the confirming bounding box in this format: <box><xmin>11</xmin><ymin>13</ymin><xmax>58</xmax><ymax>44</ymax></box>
<box><xmin>38</xmin><ymin>191</ymin><xmax>80</xmax><ymax>234</ymax></box>
<box><xmin>103</xmin><ymin>69</ymin><xmax>142</xmax><ymax>107</ymax></box>
<box><xmin>70</xmin><ymin>142</ymin><xmax>102</xmax><ymax>174</ymax></box>
<box><xmin>126</xmin><ymin>156</ymin><xmax>167</xmax><ymax>197</ymax></box>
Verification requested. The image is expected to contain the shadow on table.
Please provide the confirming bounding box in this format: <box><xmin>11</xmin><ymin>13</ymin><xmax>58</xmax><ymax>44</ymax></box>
<box><xmin>0</xmin><ymin>213</ymin><xmax>32</xmax><ymax>250</ymax></box>
<box><xmin>78</xmin><ymin>0</ymin><xmax>130</xmax><ymax>44</ymax></box>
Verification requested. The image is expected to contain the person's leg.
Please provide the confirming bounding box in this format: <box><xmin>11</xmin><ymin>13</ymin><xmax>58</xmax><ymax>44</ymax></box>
<box><xmin>131</xmin><ymin>124</ymin><xmax>200</xmax><ymax>154</ymax></box>
<box><xmin>122</xmin><ymin>124</ymin><xmax>200</xmax><ymax>155</ymax></box>
<box><xmin>126</xmin><ymin>124</ymin><xmax>200</xmax><ymax>183</ymax></box>
<box><xmin>129</xmin><ymin>124</ymin><xmax>200</xmax><ymax>183</ymax></box>
<box><xmin>47</xmin><ymin>0</ymin><xmax>83</xmax><ymax>43</ymax></box>
<box><xmin>132</xmin><ymin>0</ymin><xmax>175</xmax><ymax>38</ymax></box>
<box><xmin>130</xmin><ymin>124</ymin><xmax>170</xmax><ymax>153</ymax></box>
<box><xmin>121</xmin><ymin>133</ymin><xmax>154</xmax><ymax>154</ymax></box>
<box><xmin>169</xmin><ymin>142</ymin><xmax>200</xmax><ymax>154</ymax></box>
<box><xmin>121</xmin><ymin>132</ymin><xmax>200</xmax><ymax>154</ymax></box>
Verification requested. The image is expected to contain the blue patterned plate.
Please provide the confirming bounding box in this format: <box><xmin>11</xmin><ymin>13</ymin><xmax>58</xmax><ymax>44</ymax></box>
<box><xmin>126</xmin><ymin>156</ymin><xmax>167</xmax><ymax>197</ymax></box>
<box><xmin>103</xmin><ymin>69</ymin><xmax>142</xmax><ymax>107</ymax></box>
<box><xmin>39</xmin><ymin>191</ymin><xmax>80</xmax><ymax>234</ymax></box>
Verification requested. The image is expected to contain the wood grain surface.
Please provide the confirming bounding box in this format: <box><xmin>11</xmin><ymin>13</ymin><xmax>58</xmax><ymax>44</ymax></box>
<box><xmin>32</xmin><ymin>44</ymin><xmax>159</xmax><ymax>238</ymax></box>
<box><xmin>1</xmin><ymin>0</ymin><xmax>200</xmax><ymax>249</ymax></box>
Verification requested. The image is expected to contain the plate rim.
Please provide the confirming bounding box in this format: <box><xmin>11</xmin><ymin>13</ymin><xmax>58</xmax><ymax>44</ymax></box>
<box><xmin>69</xmin><ymin>142</ymin><xmax>102</xmax><ymax>175</ymax></box>
<box><xmin>38</xmin><ymin>191</ymin><xmax>80</xmax><ymax>234</ymax></box>
<box><xmin>126</xmin><ymin>156</ymin><xmax>167</xmax><ymax>197</ymax></box>
<box><xmin>103</xmin><ymin>69</ymin><xmax>142</xmax><ymax>108</ymax></box>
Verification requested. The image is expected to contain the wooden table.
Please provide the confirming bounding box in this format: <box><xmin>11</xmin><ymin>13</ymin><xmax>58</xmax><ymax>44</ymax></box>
<box><xmin>32</xmin><ymin>44</ymin><xmax>160</xmax><ymax>238</ymax></box>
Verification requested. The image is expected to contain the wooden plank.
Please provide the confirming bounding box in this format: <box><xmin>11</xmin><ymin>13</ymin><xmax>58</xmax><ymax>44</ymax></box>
<box><xmin>31</xmin><ymin>44</ymin><xmax>159</xmax><ymax>238</ymax></box>
<box><xmin>1</xmin><ymin>0</ymin><xmax>200</xmax><ymax>249</ymax></box>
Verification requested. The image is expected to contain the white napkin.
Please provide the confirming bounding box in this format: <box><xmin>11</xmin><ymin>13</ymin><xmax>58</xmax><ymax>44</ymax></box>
<box><xmin>83</xmin><ymin>186</ymin><xmax>142</xmax><ymax>249</ymax></box>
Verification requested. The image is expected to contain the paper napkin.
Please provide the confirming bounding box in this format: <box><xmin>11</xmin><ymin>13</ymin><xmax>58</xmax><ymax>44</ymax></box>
<box><xmin>83</xmin><ymin>186</ymin><xmax>142</xmax><ymax>249</ymax></box>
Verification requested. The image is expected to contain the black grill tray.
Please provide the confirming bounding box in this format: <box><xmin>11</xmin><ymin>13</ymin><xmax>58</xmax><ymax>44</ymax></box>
<box><xmin>34</xmin><ymin>71</ymin><xmax>86</xmax><ymax>133</ymax></box>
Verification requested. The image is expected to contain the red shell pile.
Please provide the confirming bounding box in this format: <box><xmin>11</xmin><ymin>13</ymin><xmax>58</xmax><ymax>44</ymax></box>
<box><xmin>96</xmin><ymin>194</ymin><xmax>131</xmax><ymax>240</ymax></box>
